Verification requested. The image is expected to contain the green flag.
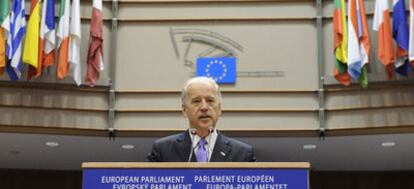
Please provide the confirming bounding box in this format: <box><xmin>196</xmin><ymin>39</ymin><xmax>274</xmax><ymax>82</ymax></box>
<box><xmin>0</xmin><ymin>0</ymin><xmax>10</xmax><ymax>74</ymax></box>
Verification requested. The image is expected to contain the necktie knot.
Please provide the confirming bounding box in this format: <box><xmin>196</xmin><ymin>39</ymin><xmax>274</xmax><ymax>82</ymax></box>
<box><xmin>198</xmin><ymin>138</ymin><xmax>206</xmax><ymax>148</ymax></box>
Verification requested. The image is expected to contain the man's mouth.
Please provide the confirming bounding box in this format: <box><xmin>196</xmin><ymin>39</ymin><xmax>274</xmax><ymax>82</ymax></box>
<box><xmin>199</xmin><ymin>115</ymin><xmax>211</xmax><ymax>120</ymax></box>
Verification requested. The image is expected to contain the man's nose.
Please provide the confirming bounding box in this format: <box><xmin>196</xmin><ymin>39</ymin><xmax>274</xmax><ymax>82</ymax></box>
<box><xmin>200</xmin><ymin>100</ymin><xmax>209</xmax><ymax>112</ymax></box>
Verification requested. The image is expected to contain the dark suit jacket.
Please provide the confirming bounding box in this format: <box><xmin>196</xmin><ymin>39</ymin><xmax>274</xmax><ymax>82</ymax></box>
<box><xmin>147</xmin><ymin>130</ymin><xmax>256</xmax><ymax>162</ymax></box>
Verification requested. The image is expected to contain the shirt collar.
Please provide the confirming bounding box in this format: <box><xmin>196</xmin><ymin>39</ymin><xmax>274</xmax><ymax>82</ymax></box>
<box><xmin>189</xmin><ymin>128</ymin><xmax>218</xmax><ymax>155</ymax></box>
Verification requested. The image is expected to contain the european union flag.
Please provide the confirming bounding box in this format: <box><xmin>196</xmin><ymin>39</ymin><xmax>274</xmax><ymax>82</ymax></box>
<box><xmin>196</xmin><ymin>57</ymin><xmax>236</xmax><ymax>84</ymax></box>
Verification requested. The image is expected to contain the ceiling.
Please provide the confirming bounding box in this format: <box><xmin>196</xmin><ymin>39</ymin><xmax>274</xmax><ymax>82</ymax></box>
<box><xmin>1</xmin><ymin>132</ymin><xmax>414</xmax><ymax>171</ymax></box>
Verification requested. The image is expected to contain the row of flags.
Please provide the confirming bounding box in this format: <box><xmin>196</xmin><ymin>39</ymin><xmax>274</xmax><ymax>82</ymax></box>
<box><xmin>334</xmin><ymin>0</ymin><xmax>414</xmax><ymax>88</ymax></box>
<box><xmin>0</xmin><ymin>0</ymin><xmax>104</xmax><ymax>86</ymax></box>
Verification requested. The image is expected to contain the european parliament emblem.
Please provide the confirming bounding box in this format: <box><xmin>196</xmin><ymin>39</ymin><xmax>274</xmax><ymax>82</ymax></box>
<box><xmin>196</xmin><ymin>57</ymin><xmax>236</xmax><ymax>84</ymax></box>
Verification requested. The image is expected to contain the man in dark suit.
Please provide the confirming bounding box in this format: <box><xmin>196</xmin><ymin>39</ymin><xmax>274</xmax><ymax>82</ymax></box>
<box><xmin>147</xmin><ymin>77</ymin><xmax>256</xmax><ymax>162</ymax></box>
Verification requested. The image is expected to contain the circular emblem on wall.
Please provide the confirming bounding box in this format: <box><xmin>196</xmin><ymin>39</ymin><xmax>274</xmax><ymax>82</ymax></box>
<box><xmin>206</xmin><ymin>59</ymin><xmax>228</xmax><ymax>81</ymax></box>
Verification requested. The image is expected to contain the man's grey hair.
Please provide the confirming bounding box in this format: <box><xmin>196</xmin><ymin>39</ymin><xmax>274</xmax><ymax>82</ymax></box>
<box><xmin>181</xmin><ymin>77</ymin><xmax>222</xmax><ymax>105</ymax></box>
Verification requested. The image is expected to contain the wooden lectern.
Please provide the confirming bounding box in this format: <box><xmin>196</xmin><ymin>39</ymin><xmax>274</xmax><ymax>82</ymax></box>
<box><xmin>82</xmin><ymin>162</ymin><xmax>310</xmax><ymax>189</ymax></box>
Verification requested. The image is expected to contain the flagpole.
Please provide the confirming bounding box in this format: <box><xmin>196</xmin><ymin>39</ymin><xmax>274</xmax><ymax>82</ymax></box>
<box><xmin>108</xmin><ymin>0</ymin><xmax>119</xmax><ymax>140</ymax></box>
<box><xmin>316</xmin><ymin>0</ymin><xmax>326</xmax><ymax>139</ymax></box>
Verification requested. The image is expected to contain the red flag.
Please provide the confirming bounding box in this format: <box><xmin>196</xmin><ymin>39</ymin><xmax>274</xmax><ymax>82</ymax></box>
<box><xmin>86</xmin><ymin>0</ymin><xmax>104</xmax><ymax>86</ymax></box>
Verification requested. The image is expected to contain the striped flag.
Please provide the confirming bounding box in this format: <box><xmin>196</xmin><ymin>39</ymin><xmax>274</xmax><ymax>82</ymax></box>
<box><xmin>86</xmin><ymin>0</ymin><xmax>104</xmax><ymax>86</ymax></box>
<box><xmin>393</xmin><ymin>0</ymin><xmax>411</xmax><ymax>76</ymax></box>
<box><xmin>69</xmin><ymin>0</ymin><xmax>82</xmax><ymax>86</ymax></box>
<box><xmin>30</xmin><ymin>0</ymin><xmax>56</xmax><ymax>79</ymax></box>
<box><xmin>41</xmin><ymin>0</ymin><xmax>56</xmax><ymax>68</ymax></box>
<box><xmin>333</xmin><ymin>0</ymin><xmax>350</xmax><ymax>86</ymax></box>
<box><xmin>23</xmin><ymin>0</ymin><xmax>41</xmax><ymax>76</ymax></box>
<box><xmin>373</xmin><ymin>0</ymin><xmax>394</xmax><ymax>79</ymax></box>
<box><xmin>6</xmin><ymin>0</ymin><xmax>26</xmax><ymax>81</ymax></box>
<box><xmin>347</xmin><ymin>0</ymin><xmax>370</xmax><ymax>88</ymax></box>
<box><xmin>0</xmin><ymin>0</ymin><xmax>10</xmax><ymax>75</ymax></box>
<box><xmin>347</xmin><ymin>0</ymin><xmax>362</xmax><ymax>81</ymax></box>
<box><xmin>57</xmin><ymin>0</ymin><xmax>71</xmax><ymax>79</ymax></box>
<box><xmin>356</xmin><ymin>0</ymin><xmax>370</xmax><ymax>88</ymax></box>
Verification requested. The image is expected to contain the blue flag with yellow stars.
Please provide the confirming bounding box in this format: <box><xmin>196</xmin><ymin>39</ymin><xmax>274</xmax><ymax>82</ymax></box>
<box><xmin>196</xmin><ymin>57</ymin><xmax>236</xmax><ymax>84</ymax></box>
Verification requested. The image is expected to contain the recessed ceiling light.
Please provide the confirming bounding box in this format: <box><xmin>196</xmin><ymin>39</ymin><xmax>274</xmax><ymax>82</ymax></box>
<box><xmin>9</xmin><ymin>150</ymin><xmax>20</xmax><ymax>155</ymax></box>
<box><xmin>45</xmin><ymin>141</ymin><xmax>59</xmax><ymax>147</ymax></box>
<box><xmin>381</xmin><ymin>142</ymin><xmax>396</xmax><ymax>147</ymax></box>
<box><xmin>121</xmin><ymin>144</ymin><xmax>135</xmax><ymax>150</ymax></box>
<box><xmin>303</xmin><ymin>144</ymin><xmax>317</xmax><ymax>150</ymax></box>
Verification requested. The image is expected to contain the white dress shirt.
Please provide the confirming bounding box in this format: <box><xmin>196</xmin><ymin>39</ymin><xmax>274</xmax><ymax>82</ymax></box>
<box><xmin>189</xmin><ymin>128</ymin><xmax>218</xmax><ymax>161</ymax></box>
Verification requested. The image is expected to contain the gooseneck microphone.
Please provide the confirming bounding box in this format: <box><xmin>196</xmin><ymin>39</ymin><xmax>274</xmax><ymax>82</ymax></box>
<box><xmin>206</xmin><ymin>127</ymin><xmax>214</xmax><ymax>162</ymax></box>
<box><xmin>187</xmin><ymin>128</ymin><xmax>198</xmax><ymax>162</ymax></box>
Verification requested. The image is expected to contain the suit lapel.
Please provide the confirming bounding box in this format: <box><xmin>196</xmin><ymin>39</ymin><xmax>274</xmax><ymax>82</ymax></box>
<box><xmin>174</xmin><ymin>131</ymin><xmax>193</xmax><ymax>162</ymax></box>
<box><xmin>211</xmin><ymin>133</ymin><xmax>231</xmax><ymax>162</ymax></box>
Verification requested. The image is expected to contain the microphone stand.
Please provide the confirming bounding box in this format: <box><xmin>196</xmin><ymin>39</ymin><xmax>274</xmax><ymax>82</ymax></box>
<box><xmin>206</xmin><ymin>127</ymin><xmax>214</xmax><ymax>162</ymax></box>
<box><xmin>187</xmin><ymin>128</ymin><xmax>198</xmax><ymax>162</ymax></box>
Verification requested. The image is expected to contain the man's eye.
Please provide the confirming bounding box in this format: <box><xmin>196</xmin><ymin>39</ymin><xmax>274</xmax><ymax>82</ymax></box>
<box><xmin>192</xmin><ymin>99</ymin><xmax>201</xmax><ymax>103</ymax></box>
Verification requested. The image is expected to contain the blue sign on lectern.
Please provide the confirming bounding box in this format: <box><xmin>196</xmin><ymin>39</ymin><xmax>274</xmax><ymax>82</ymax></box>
<box><xmin>83</xmin><ymin>163</ymin><xmax>309</xmax><ymax>189</ymax></box>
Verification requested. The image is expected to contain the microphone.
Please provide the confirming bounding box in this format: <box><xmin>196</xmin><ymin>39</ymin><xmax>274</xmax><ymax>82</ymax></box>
<box><xmin>187</xmin><ymin>128</ymin><xmax>198</xmax><ymax>162</ymax></box>
<box><xmin>206</xmin><ymin>127</ymin><xmax>214</xmax><ymax>162</ymax></box>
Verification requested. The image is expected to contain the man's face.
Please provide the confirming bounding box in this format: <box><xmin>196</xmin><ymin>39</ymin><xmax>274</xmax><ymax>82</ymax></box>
<box><xmin>182</xmin><ymin>82</ymin><xmax>222</xmax><ymax>133</ymax></box>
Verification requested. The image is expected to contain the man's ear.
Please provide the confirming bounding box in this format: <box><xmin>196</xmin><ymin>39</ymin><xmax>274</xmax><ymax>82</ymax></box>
<box><xmin>181</xmin><ymin>104</ymin><xmax>188</xmax><ymax>117</ymax></box>
<box><xmin>218</xmin><ymin>103</ymin><xmax>222</xmax><ymax>116</ymax></box>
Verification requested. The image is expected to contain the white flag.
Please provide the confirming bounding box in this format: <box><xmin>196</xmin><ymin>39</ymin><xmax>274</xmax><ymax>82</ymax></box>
<box><xmin>69</xmin><ymin>0</ymin><xmax>81</xmax><ymax>85</ymax></box>
<box><xmin>409</xmin><ymin>0</ymin><xmax>414</xmax><ymax>62</ymax></box>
